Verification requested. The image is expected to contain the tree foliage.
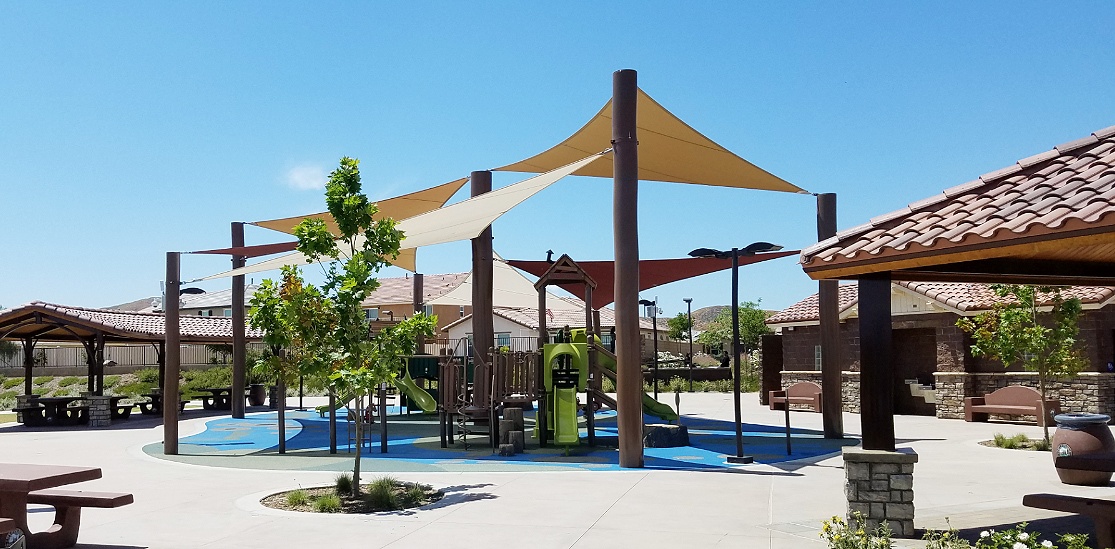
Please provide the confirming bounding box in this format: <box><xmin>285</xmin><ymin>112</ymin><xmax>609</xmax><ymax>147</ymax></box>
<box><xmin>696</xmin><ymin>301</ymin><xmax>771</xmax><ymax>354</ymax></box>
<box><xmin>956</xmin><ymin>284</ymin><xmax>1087</xmax><ymax>442</ymax></box>
<box><xmin>666</xmin><ymin>313</ymin><xmax>691</xmax><ymax>341</ymax></box>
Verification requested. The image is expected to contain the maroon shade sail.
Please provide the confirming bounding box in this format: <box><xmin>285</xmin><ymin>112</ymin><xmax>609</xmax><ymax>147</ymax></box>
<box><xmin>508</xmin><ymin>250</ymin><xmax>799</xmax><ymax>309</ymax></box>
<box><xmin>189</xmin><ymin>241</ymin><xmax>299</xmax><ymax>258</ymax></box>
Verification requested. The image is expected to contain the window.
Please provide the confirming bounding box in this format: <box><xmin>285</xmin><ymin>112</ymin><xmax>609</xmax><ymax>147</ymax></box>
<box><xmin>496</xmin><ymin>332</ymin><xmax>511</xmax><ymax>348</ymax></box>
<box><xmin>424</xmin><ymin>304</ymin><xmax>434</xmax><ymax>316</ymax></box>
<box><xmin>223</xmin><ymin>309</ymin><xmax>232</xmax><ymax>317</ymax></box>
<box><xmin>814</xmin><ymin>345</ymin><xmax>822</xmax><ymax>370</ymax></box>
<box><xmin>365</xmin><ymin>308</ymin><xmax>379</xmax><ymax>321</ymax></box>
<box><xmin>459</xmin><ymin>306</ymin><xmax>465</xmax><ymax>317</ymax></box>
<box><xmin>600</xmin><ymin>332</ymin><xmax>615</xmax><ymax>349</ymax></box>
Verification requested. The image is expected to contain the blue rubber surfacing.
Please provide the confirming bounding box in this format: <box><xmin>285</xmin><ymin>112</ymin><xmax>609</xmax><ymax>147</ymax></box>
<box><xmin>145</xmin><ymin>408</ymin><xmax>857</xmax><ymax>472</ymax></box>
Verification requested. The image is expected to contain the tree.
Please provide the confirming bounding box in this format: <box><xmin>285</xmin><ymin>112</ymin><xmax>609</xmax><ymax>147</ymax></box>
<box><xmin>666</xmin><ymin>313</ymin><xmax>691</xmax><ymax>341</ymax></box>
<box><xmin>956</xmin><ymin>284</ymin><xmax>1087</xmax><ymax>442</ymax></box>
<box><xmin>696</xmin><ymin>300</ymin><xmax>771</xmax><ymax>355</ymax></box>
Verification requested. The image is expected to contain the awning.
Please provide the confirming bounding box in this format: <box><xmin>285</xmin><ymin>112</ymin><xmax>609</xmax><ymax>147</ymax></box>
<box><xmin>508</xmin><ymin>251</ymin><xmax>799</xmax><ymax>310</ymax></box>
<box><xmin>430</xmin><ymin>255</ymin><xmax>582</xmax><ymax>310</ymax></box>
<box><xmin>496</xmin><ymin>88</ymin><xmax>806</xmax><ymax>193</ymax></box>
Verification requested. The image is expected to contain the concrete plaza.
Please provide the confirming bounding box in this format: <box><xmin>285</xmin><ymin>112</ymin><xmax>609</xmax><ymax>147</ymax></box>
<box><xmin>2</xmin><ymin>393</ymin><xmax>1108</xmax><ymax>548</ymax></box>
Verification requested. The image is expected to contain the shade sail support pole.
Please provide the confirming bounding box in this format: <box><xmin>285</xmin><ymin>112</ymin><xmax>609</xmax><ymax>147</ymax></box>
<box><xmin>232</xmin><ymin>222</ymin><xmax>247</xmax><ymax>419</ymax></box>
<box><xmin>817</xmin><ymin>193</ymin><xmax>843</xmax><ymax>439</ymax></box>
<box><xmin>859</xmin><ymin>274</ymin><xmax>895</xmax><ymax>451</ymax></box>
<box><xmin>164</xmin><ymin>252</ymin><xmax>181</xmax><ymax>455</ymax></box>
<box><xmin>470</xmin><ymin>170</ymin><xmax>495</xmax><ymax>446</ymax></box>
<box><xmin>613</xmin><ymin>69</ymin><xmax>643</xmax><ymax>468</ymax></box>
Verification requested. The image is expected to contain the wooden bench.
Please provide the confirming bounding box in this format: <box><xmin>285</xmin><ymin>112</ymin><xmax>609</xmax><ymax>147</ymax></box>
<box><xmin>1023</xmin><ymin>493</ymin><xmax>1115</xmax><ymax>549</ymax></box>
<box><xmin>964</xmin><ymin>385</ymin><xmax>1060</xmax><ymax>427</ymax></box>
<box><xmin>769</xmin><ymin>381</ymin><xmax>822</xmax><ymax>413</ymax></box>
<box><xmin>25</xmin><ymin>489</ymin><xmax>133</xmax><ymax>549</ymax></box>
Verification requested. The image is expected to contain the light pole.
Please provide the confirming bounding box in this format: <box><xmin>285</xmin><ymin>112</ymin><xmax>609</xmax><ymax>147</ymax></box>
<box><xmin>639</xmin><ymin>299</ymin><xmax>659</xmax><ymax>400</ymax></box>
<box><xmin>683</xmin><ymin>298</ymin><xmax>694</xmax><ymax>392</ymax></box>
<box><xmin>689</xmin><ymin>242</ymin><xmax>783</xmax><ymax>465</ymax></box>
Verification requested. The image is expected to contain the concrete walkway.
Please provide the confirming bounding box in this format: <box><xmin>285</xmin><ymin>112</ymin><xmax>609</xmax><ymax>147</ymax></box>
<box><xmin>1</xmin><ymin>392</ymin><xmax>1110</xmax><ymax>548</ymax></box>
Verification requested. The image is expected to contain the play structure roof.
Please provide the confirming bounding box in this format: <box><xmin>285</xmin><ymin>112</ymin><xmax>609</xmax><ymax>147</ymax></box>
<box><xmin>0</xmin><ymin>302</ymin><xmax>264</xmax><ymax>344</ymax></box>
<box><xmin>508</xmin><ymin>251</ymin><xmax>798</xmax><ymax>310</ymax></box>
<box><xmin>496</xmin><ymin>88</ymin><xmax>806</xmax><ymax>193</ymax></box>
<box><xmin>801</xmin><ymin>125</ymin><xmax>1115</xmax><ymax>283</ymax></box>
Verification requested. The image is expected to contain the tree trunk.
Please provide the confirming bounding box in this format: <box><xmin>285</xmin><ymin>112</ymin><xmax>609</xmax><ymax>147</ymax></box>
<box><xmin>352</xmin><ymin>394</ymin><xmax>362</xmax><ymax>497</ymax></box>
<box><xmin>277</xmin><ymin>378</ymin><xmax>286</xmax><ymax>454</ymax></box>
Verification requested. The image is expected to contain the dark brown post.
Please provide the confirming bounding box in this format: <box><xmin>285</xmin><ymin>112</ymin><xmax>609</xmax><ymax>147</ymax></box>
<box><xmin>95</xmin><ymin>332</ymin><xmax>105</xmax><ymax>396</ymax></box>
<box><xmin>471</xmin><ymin>170</ymin><xmax>494</xmax><ymax>413</ymax></box>
<box><xmin>859</xmin><ymin>274</ymin><xmax>894</xmax><ymax>451</ymax></box>
<box><xmin>85</xmin><ymin>337</ymin><xmax>97</xmax><ymax>395</ymax></box>
<box><xmin>231</xmin><ymin>222</ymin><xmax>247</xmax><ymax>419</ymax></box>
<box><xmin>585</xmin><ymin>286</ymin><xmax>596</xmax><ymax>446</ymax></box>
<box><xmin>818</xmin><ymin>193</ymin><xmax>843</xmax><ymax>438</ymax></box>
<box><xmin>537</xmin><ymin>284</ymin><xmax>548</xmax><ymax>447</ymax></box>
<box><xmin>164</xmin><ymin>252</ymin><xmax>181</xmax><ymax>455</ymax></box>
<box><xmin>156</xmin><ymin>341</ymin><xmax>165</xmax><ymax>391</ymax></box>
<box><xmin>413</xmin><ymin>273</ymin><xmax>425</xmax><ymax>354</ymax></box>
<box><xmin>22</xmin><ymin>337</ymin><xmax>35</xmax><ymax>396</ymax></box>
<box><xmin>612</xmin><ymin>68</ymin><xmax>643</xmax><ymax>468</ymax></box>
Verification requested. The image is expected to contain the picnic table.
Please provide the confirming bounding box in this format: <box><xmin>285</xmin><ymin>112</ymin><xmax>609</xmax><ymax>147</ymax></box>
<box><xmin>194</xmin><ymin>387</ymin><xmax>236</xmax><ymax>410</ymax></box>
<box><xmin>137</xmin><ymin>393</ymin><xmax>188</xmax><ymax>415</ymax></box>
<box><xmin>31</xmin><ymin>397</ymin><xmax>87</xmax><ymax>426</ymax></box>
<box><xmin>0</xmin><ymin>462</ymin><xmax>133</xmax><ymax>549</ymax></box>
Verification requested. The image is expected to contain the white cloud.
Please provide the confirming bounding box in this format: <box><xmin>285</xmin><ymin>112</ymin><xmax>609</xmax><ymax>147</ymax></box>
<box><xmin>285</xmin><ymin>164</ymin><xmax>327</xmax><ymax>190</ymax></box>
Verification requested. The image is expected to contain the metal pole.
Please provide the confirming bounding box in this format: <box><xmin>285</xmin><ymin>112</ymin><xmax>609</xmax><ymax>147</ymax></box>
<box><xmin>163</xmin><ymin>252</ymin><xmax>181</xmax><ymax>456</ymax></box>
<box><xmin>613</xmin><ymin>68</ymin><xmax>643</xmax><ymax>468</ymax></box>
<box><xmin>686</xmin><ymin>298</ymin><xmax>694</xmax><ymax>391</ymax></box>
<box><xmin>231</xmin><ymin>222</ymin><xmax>247</xmax><ymax>419</ymax></box>
<box><xmin>298</xmin><ymin>376</ymin><xmax>304</xmax><ymax>411</ymax></box>
<box><xmin>727</xmin><ymin>248</ymin><xmax>753</xmax><ymax>464</ymax></box>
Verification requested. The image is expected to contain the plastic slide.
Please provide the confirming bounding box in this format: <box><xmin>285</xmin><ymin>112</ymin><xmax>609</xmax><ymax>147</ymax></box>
<box><xmin>394</xmin><ymin>374</ymin><xmax>438</xmax><ymax>413</ymax></box>
<box><xmin>553</xmin><ymin>387</ymin><xmax>580</xmax><ymax>445</ymax></box>
<box><xmin>315</xmin><ymin>392</ymin><xmax>355</xmax><ymax>417</ymax></box>
<box><xmin>596</xmin><ymin>352</ymin><xmax>679</xmax><ymax>422</ymax></box>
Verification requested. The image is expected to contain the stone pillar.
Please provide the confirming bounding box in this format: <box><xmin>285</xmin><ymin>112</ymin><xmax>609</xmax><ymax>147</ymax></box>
<box><xmin>86</xmin><ymin>395</ymin><xmax>113</xmax><ymax>427</ymax></box>
<box><xmin>15</xmin><ymin>394</ymin><xmax>39</xmax><ymax>423</ymax></box>
<box><xmin>843</xmin><ymin>447</ymin><xmax>917</xmax><ymax>538</ymax></box>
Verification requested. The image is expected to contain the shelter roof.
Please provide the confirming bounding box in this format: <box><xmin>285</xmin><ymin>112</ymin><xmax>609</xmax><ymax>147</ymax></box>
<box><xmin>496</xmin><ymin>88</ymin><xmax>806</xmax><ymax>193</ymax></box>
<box><xmin>509</xmin><ymin>251</ymin><xmax>799</xmax><ymax>310</ymax></box>
<box><xmin>801</xmin><ymin>125</ymin><xmax>1115</xmax><ymax>283</ymax></box>
<box><xmin>0</xmin><ymin>302</ymin><xmax>264</xmax><ymax>344</ymax></box>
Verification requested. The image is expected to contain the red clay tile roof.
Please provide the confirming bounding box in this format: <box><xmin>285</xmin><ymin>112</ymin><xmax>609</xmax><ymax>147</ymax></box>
<box><xmin>361</xmin><ymin>273</ymin><xmax>468</xmax><ymax>308</ymax></box>
<box><xmin>766</xmin><ymin>283</ymin><xmax>1115</xmax><ymax>324</ymax></box>
<box><xmin>0</xmin><ymin>302</ymin><xmax>264</xmax><ymax>342</ymax></box>
<box><xmin>802</xmin><ymin>125</ymin><xmax>1115</xmax><ymax>273</ymax></box>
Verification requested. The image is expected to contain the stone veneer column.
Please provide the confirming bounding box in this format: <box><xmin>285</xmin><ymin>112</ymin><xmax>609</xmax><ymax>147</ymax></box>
<box><xmin>843</xmin><ymin>447</ymin><xmax>918</xmax><ymax>537</ymax></box>
<box><xmin>86</xmin><ymin>395</ymin><xmax>113</xmax><ymax>427</ymax></box>
<box><xmin>15</xmin><ymin>394</ymin><xmax>39</xmax><ymax>423</ymax></box>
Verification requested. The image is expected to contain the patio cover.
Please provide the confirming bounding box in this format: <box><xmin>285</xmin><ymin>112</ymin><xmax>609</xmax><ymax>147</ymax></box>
<box><xmin>496</xmin><ymin>88</ymin><xmax>807</xmax><ymax>193</ymax></box>
<box><xmin>0</xmin><ymin>302</ymin><xmax>264</xmax><ymax>344</ymax></box>
<box><xmin>508</xmin><ymin>250</ymin><xmax>799</xmax><ymax>310</ymax></box>
<box><xmin>200</xmin><ymin>154</ymin><xmax>606</xmax><ymax>281</ymax></box>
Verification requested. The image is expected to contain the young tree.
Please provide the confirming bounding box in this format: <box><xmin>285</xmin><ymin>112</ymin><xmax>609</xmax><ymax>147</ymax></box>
<box><xmin>696</xmin><ymin>300</ymin><xmax>771</xmax><ymax>353</ymax></box>
<box><xmin>956</xmin><ymin>284</ymin><xmax>1087</xmax><ymax>442</ymax></box>
<box><xmin>666</xmin><ymin>313</ymin><xmax>691</xmax><ymax>341</ymax></box>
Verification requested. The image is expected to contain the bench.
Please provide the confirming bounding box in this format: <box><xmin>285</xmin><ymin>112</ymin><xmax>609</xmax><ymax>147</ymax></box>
<box><xmin>964</xmin><ymin>385</ymin><xmax>1060</xmax><ymax>427</ymax></box>
<box><xmin>25</xmin><ymin>489</ymin><xmax>134</xmax><ymax>549</ymax></box>
<box><xmin>769</xmin><ymin>381</ymin><xmax>822</xmax><ymax>413</ymax></box>
<box><xmin>12</xmin><ymin>406</ymin><xmax>47</xmax><ymax>427</ymax></box>
<box><xmin>1023</xmin><ymin>493</ymin><xmax>1115</xmax><ymax>549</ymax></box>
<box><xmin>112</xmin><ymin>403</ymin><xmax>134</xmax><ymax>420</ymax></box>
<box><xmin>63</xmin><ymin>406</ymin><xmax>89</xmax><ymax>426</ymax></box>
<box><xmin>137</xmin><ymin>399</ymin><xmax>189</xmax><ymax>415</ymax></box>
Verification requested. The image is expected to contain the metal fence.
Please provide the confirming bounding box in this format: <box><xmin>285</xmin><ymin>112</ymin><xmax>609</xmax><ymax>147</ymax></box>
<box><xmin>0</xmin><ymin>342</ymin><xmax>268</xmax><ymax>370</ymax></box>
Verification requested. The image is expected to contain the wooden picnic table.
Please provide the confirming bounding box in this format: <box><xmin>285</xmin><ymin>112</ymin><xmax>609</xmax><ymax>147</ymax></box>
<box><xmin>0</xmin><ymin>462</ymin><xmax>100</xmax><ymax>549</ymax></box>
<box><xmin>30</xmin><ymin>397</ymin><xmax>86</xmax><ymax>426</ymax></box>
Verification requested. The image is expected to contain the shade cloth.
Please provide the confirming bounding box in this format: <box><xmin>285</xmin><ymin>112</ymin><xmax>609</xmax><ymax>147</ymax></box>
<box><xmin>496</xmin><ymin>88</ymin><xmax>807</xmax><ymax>193</ymax></box>
<box><xmin>507</xmin><ymin>251</ymin><xmax>799</xmax><ymax>310</ymax></box>
<box><xmin>430</xmin><ymin>254</ymin><xmax>581</xmax><ymax>310</ymax></box>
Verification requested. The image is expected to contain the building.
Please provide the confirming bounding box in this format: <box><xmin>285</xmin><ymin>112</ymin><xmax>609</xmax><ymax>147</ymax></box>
<box><xmin>359</xmin><ymin>272</ymin><xmax>471</xmax><ymax>333</ymax></box>
<box><xmin>764</xmin><ymin>282</ymin><xmax>1115</xmax><ymax>418</ymax></box>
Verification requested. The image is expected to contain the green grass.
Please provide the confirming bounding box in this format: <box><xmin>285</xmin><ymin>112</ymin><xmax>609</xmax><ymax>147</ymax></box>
<box><xmin>992</xmin><ymin>432</ymin><xmax>1030</xmax><ymax>449</ymax></box>
<box><xmin>57</xmin><ymin>376</ymin><xmax>83</xmax><ymax>387</ymax></box>
<box><xmin>103</xmin><ymin>375</ymin><xmax>120</xmax><ymax>388</ymax></box>
<box><xmin>135</xmin><ymin>368</ymin><xmax>160</xmax><ymax>383</ymax></box>
<box><xmin>285</xmin><ymin>489</ymin><xmax>308</xmax><ymax>506</ymax></box>
<box><xmin>312</xmin><ymin>494</ymin><xmax>342</xmax><ymax>513</ymax></box>
<box><xmin>115</xmin><ymin>381</ymin><xmax>156</xmax><ymax>397</ymax></box>
<box><xmin>334</xmin><ymin>473</ymin><xmax>353</xmax><ymax>496</ymax></box>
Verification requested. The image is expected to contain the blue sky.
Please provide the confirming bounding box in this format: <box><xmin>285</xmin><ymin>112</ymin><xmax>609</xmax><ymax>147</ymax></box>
<box><xmin>2</xmin><ymin>3</ymin><xmax>1114</xmax><ymax>317</ymax></box>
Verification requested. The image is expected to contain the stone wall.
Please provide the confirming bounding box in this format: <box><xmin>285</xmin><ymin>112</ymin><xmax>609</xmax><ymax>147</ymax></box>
<box><xmin>780</xmin><ymin>371</ymin><xmax>861</xmax><ymax>412</ymax></box>
<box><xmin>934</xmin><ymin>372</ymin><xmax>1115</xmax><ymax>419</ymax></box>
<box><xmin>843</xmin><ymin>448</ymin><xmax>918</xmax><ymax>538</ymax></box>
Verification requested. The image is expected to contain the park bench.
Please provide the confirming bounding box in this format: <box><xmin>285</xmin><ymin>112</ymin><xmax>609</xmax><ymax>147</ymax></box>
<box><xmin>768</xmin><ymin>381</ymin><xmax>822</xmax><ymax>413</ymax></box>
<box><xmin>112</xmin><ymin>403</ymin><xmax>134</xmax><ymax>420</ymax></box>
<box><xmin>1022</xmin><ymin>493</ymin><xmax>1115</xmax><ymax>549</ymax></box>
<box><xmin>11</xmin><ymin>406</ymin><xmax>47</xmax><ymax>427</ymax></box>
<box><xmin>964</xmin><ymin>385</ymin><xmax>1059</xmax><ymax>426</ymax></box>
<box><xmin>25</xmin><ymin>488</ymin><xmax>133</xmax><ymax>548</ymax></box>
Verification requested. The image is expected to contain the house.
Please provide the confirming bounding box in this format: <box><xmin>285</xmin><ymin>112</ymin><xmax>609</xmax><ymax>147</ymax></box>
<box><xmin>764</xmin><ymin>282</ymin><xmax>1115</xmax><ymax>418</ymax></box>
<box><xmin>359</xmin><ymin>272</ymin><xmax>472</xmax><ymax>333</ymax></box>
<box><xmin>107</xmin><ymin>285</ymin><xmax>261</xmax><ymax>318</ymax></box>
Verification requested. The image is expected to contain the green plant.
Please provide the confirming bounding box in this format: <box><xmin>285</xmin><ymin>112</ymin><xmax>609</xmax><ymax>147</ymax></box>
<box><xmin>135</xmin><ymin>368</ymin><xmax>160</xmax><ymax>383</ymax></box>
<box><xmin>820</xmin><ymin>512</ymin><xmax>892</xmax><ymax>548</ymax></box>
<box><xmin>57</xmin><ymin>376</ymin><xmax>82</xmax><ymax>387</ymax></box>
<box><xmin>666</xmin><ymin>313</ymin><xmax>691</xmax><ymax>341</ymax></box>
<box><xmin>2</xmin><ymin>377</ymin><xmax>23</xmax><ymax>390</ymax></box>
<box><xmin>366</xmin><ymin>476</ymin><xmax>399</xmax><ymax>510</ymax></box>
<box><xmin>992</xmin><ymin>433</ymin><xmax>1029</xmax><ymax>450</ymax></box>
<box><xmin>33</xmin><ymin>376</ymin><xmax>52</xmax><ymax>385</ymax></box>
<box><xmin>334</xmin><ymin>473</ymin><xmax>353</xmax><ymax>495</ymax></box>
<box><xmin>312</xmin><ymin>494</ymin><xmax>342</xmax><ymax>513</ymax></box>
<box><xmin>402</xmin><ymin>482</ymin><xmax>427</xmax><ymax>506</ymax></box>
<box><xmin>922</xmin><ymin>520</ymin><xmax>970</xmax><ymax>549</ymax></box>
<box><xmin>285</xmin><ymin>489</ymin><xmax>308</xmax><ymax>506</ymax></box>
<box><xmin>103</xmin><ymin>375</ymin><xmax>120</xmax><ymax>388</ymax></box>
<box><xmin>1033</xmin><ymin>438</ymin><xmax>1051</xmax><ymax>452</ymax></box>
<box><xmin>972</xmin><ymin>522</ymin><xmax>1061</xmax><ymax>548</ymax></box>
<box><xmin>0</xmin><ymin>340</ymin><xmax>19</xmax><ymax>362</ymax></box>
<box><xmin>601</xmin><ymin>377</ymin><xmax>615</xmax><ymax>393</ymax></box>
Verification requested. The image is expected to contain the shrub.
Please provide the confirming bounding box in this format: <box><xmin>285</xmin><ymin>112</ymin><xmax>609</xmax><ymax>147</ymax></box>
<box><xmin>601</xmin><ymin>377</ymin><xmax>615</xmax><ymax>393</ymax></box>
<box><xmin>115</xmin><ymin>381</ymin><xmax>156</xmax><ymax>397</ymax></box>
<box><xmin>182</xmin><ymin>366</ymin><xmax>232</xmax><ymax>393</ymax></box>
<box><xmin>1033</xmin><ymin>437</ymin><xmax>1051</xmax><ymax>452</ymax></box>
<box><xmin>33</xmin><ymin>376</ymin><xmax>52</xmax><ymax>385</ymax></box>
<box><xmin>285</xmin><ymin>489</ymin><xmax>308</xmax><ymax>506</ymax></box>
<box><xmin>992</xmin><ymin>433</ymin><xmax>1029</xmax><ymax>450</ymax></box>
<box><xmin>366</xmin><ymin>476</ymin><xmax>398</xmax><ymax>510</ymax></box>
<box><xmin>2</xmin><ymin>378</ymin><xmax>23</xmax><ymax>390</ymax></box>
<box><xmin>103</xmin><ymin>375</ymin><xmax>120</xmax><ymax>388</ymax></box>
<box><xmin>312</xmin><ymin>494</ymin><xmax>341</xmax><ymax>513</ymax></box>
<box><xmin>402</xmin><ymin>482</ymin><xmax>427</xmax><ymax>506</ymax></box>
<box><xmin>334</xmin><ymin>472</ymin><xmax>353</xmax><ymax>495</ymax></box>
<box><xmin>135</xmin><ymin>368</ymin><xmax>160</xmax><ymax>383</ymax></box>
<box><xmin>57</xmin><ymin>376</ymin><xmax>82</xmax><ymax>387</ymax></box>
<box><xmin>970</xmin><ymin>522</ymin><xmax>1086</xmax><ymax>548</ymax></box>
<box><xmin>820</xmin><ymin>512</ymin><xmax>892</xmax><ymax>548</ymax></box>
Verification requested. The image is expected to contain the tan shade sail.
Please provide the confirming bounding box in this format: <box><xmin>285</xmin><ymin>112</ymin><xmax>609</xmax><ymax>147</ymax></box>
<box><xmin>496</xmin><ymin>88</ymin><xmax>806</xmax><ymax>193</ymax></box>
<box><xmin>430</xmin><ymin>255</ymin><xmax>581</xmax><ymax>310</ymax></box>
<box><xmin>252</xmin><ymin>177</ymin><xmax>469</xmax><ymax>236</ymax></box>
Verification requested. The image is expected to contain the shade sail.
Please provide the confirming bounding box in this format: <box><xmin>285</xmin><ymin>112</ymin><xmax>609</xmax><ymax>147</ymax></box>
<box><xmin>199</xmin><ymin>154</ymin><xmax>605</xmax><ymax>281</ymax></box>
<box><xmin>508</xmin><ymin>251</ymin><xmax>799</xmax><ymax>310</ymax></box>
<box><xmin>189</xmin><ymin>241</ymin><xmax>298</xmax><ymax>258</ymax></box>
<box><xmin>252</xmin><ymin>177</ymin><xmax>469</xmax><ymax>236</ymax></box>
<box><xmin>496</xmin><ymin>88</ymin><xmax>806</xmax><ymax>193</ymax></box>
<box><xmin>431</xmin><ymin>255</ymin><xmax>581</xmax><ymax>310</ymax></box>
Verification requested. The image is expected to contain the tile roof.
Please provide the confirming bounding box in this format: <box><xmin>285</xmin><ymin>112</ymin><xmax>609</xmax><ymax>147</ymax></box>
<box><xmin>361</xmin><ymin>273</ymin><xmax>468</xmax><ymax>307</ymax></box>
<box><xmin>442</xmin><ymin>305</ymin><xmax>657</xmax><ymax>332</ymax></box>
<box><xmin>0</xmin><ymin>302</ymin><xmax>264</xmax><ymax>342</ymax></box>
<box><xmin>765</xmin><ymin>283</ymin><xmax>1115</xmax><ymax>324</ymax></box>
<box><xmin>802</xmin><ymin>125</ymin><xmax>1115</xmax><ymax>271</ymax></box>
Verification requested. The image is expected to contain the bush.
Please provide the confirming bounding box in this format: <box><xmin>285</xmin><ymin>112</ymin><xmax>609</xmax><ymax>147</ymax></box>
<box><xmin>402</xmin><ymin>482</ymin><xmax>427</xmax><ymax>506</ymax></box>
<box><xmin>285</xmin><ymin>489</ymin><xmax>308</xmax><ymax>506</ymax></box>
<box><xmin>2</xmin><ymin>378</ymin><xmax>23</xmax><ymax>390</ymax></box>
<box><xmin>992</xmin><ymin>433</ymin><xmax>1029</xmax><ymax>450</ymax></box>
<box><xmin>182</xmin><ymin>366</ymin><xmax>232</xmax><ymax>392</ymax></box>
<box><xmin>103</xmin><ymin>375</ymin><xmax>120</xmax><ymax>388</ymax></box>
<box><xmin>312</xmin><ymin>494</ymin><xmax>341</xmax><ymax>513</ymax></box>
<box><xmin>57</xmin><ymin>376</ymin><xmax>82</xmax><ymax>387</ymax></box>
<box><xmin>334</xmin><ymin>473</ymin><xmax>353</xmax><ymax>496</ymax></box>
<box><xmin>115</xmin><ymin>381</ymin><xmax>156</xmax><ymax>397</ymax></box>
<box><xmin>33</xmin><ymin>376</ymin><xmax>52</xmax><ymax>385</ymax></box>
<box><xmin>820</xmin><ymin>512</ymin><xmax>892</xmax><ymax>548</ymax></box>
<box><xmin>366</xmin><ymin>476</ymin><xmax>398</xmax><ymax>510</ymax></box>
<box><xmin>135</xmin><ymin>368</ymin><xmax>160</xmax><ymax>383</ymax></box>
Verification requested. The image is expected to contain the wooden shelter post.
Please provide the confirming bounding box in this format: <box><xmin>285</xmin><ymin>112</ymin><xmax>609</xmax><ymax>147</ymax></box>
<box><xmin>94</xmin><ymin>332</ymin><xmax>105</xmax><ymax>396</ymax></box>
<box><xmin>470</xmin><ymin>170</ymin><xmax>494</xmax><ymax>415</ymax></box>
<box><xmin>164</xmin><ymin>252</ymin><xmax>181</xmax><ymax>455</ymax></box>
<box><xmin>413</xmin><ymin>273</ymin><xmax>424</xmax><ymax>353</ymax></box>
<box><xmin>858</xmin><ymin>274</ymin><xmax>894</xmax><ymax>451</ymax></box>
<box><xmin>536</xmin><ymin>281</ymin><xmax>548</xmax><ymax>447</ymax></box>
<box><xmin>612</xmin><ymin>68</ymin><xmax>643</xmax><ymax>468</ymax></box>
<box><xmin>231</xmin><ymin>221</ymin><xmax>247</xmax><ymax>419</ymax></box>
<box><xmin>155</xmin><ymin>341</ymin><xmax>165</xmax><ymax>391</ymax></box>
<box><xmin>817</xmin><ymin>193</ymin><xmax>843</xmax><ymax>439</ymax></box>
<box><xmin>21</xmin><ymin>337</ymin><xmax>35</xmax><ymax>396</ymax></box>
<box><xmin>585</xmin><ymin>285</ymin><xmax>596</xmax><ymax>446</ymax></box>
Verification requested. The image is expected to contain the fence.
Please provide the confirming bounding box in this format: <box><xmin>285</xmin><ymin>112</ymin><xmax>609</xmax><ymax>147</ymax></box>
<box><xmin>0</xmin><ymin>342</ymin><xmax>268</xmax><ymax>370</ymax></box>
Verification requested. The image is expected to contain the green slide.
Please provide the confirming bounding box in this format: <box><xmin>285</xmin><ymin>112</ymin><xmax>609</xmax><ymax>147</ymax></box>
<box><xmin>553</xmin><ymin>387</ymin><xmax>580</xmax><ymax>445</ymax></box>
<box><xmin>394</xmin><ymin>374</ymin><xmax>437</xmax><ymax>413</ymax></box>
<box><xmin>597</xmin><ymin>351</ymin><xmax>679</xmax><ymax>422</ymax></box>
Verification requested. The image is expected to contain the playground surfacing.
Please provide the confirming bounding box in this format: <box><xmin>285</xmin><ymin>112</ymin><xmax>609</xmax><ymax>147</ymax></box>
<box><xmin>145</xmin><ymin>407</ymin><xmax>857</xmax><ymax>472</ymax></box>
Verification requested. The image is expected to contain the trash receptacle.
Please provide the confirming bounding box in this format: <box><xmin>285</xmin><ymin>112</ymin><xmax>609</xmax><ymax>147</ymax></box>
<box><xmin>1052</xmin><ymin>412</ymin><xmax>1115</xmax><ymax>486</ymax></box>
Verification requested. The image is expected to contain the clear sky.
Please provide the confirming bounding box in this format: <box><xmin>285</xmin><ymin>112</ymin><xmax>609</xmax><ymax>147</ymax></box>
<box><xmin>2</xmin><ymin>2</ymin><xmax>1114</xmax><ymax>318</ymax></box>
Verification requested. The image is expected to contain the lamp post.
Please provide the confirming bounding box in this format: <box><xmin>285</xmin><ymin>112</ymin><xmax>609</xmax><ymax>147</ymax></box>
<box><xmin>684</xmin><ymin>297</ymin><xmax>694</xmax><ymax>391</ymax></box>
<box><xmin>689</xmin><ymin>242</ymin><xmax>783</xmax><ymax>465</ymax></box>
<box><xmin>639</xmin><ymin>299</ymin><xmax>659</xmax><ymax>400</ymax></box>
